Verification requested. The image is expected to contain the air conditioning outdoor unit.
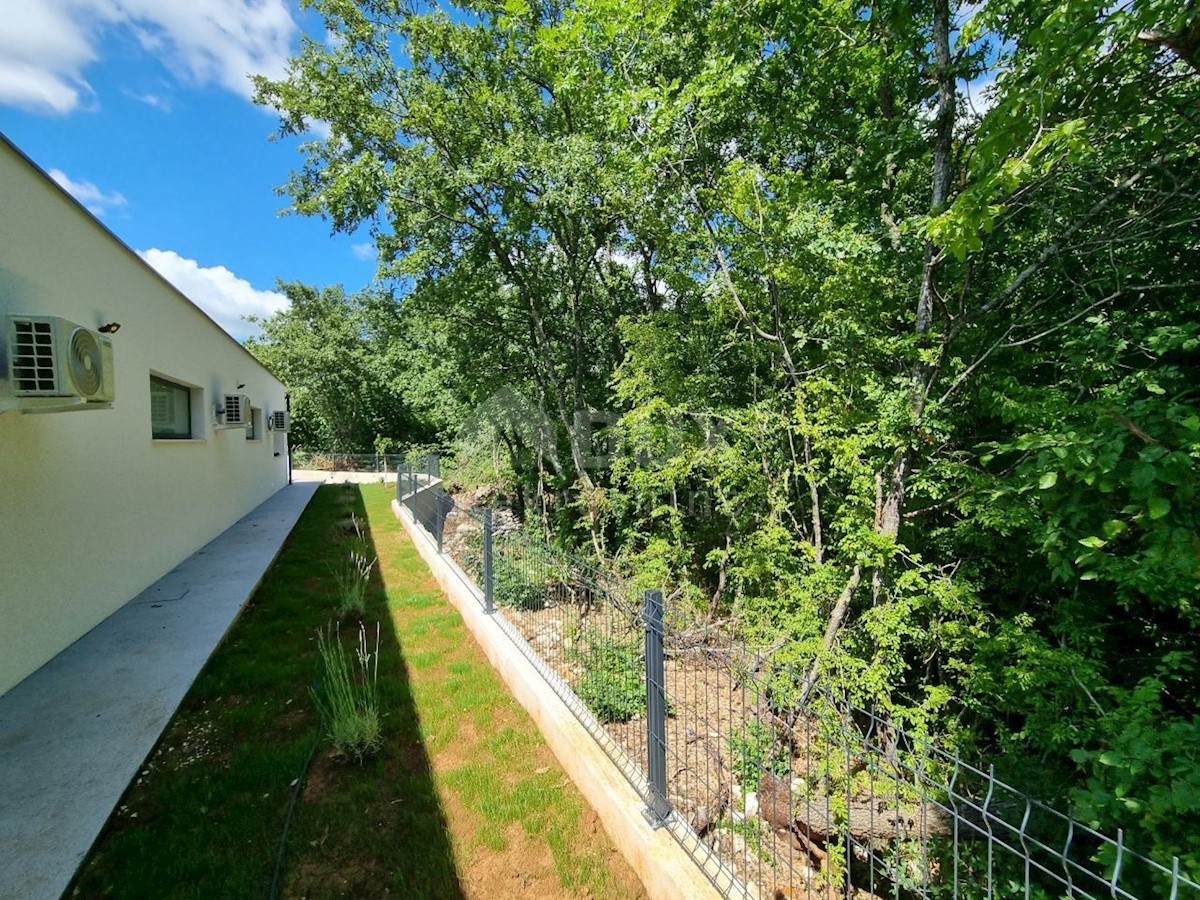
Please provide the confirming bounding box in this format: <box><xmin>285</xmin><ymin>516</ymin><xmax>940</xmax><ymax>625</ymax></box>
<box><xmin>221</xmin><ymin>393</ymin><xmax>252</xmax><ymax>427</ymax></box>
<box><xmin>4</xmin><ymin>315</ymin><xmax>116</xmax><ymax>412</ymax></box>
<box><xmin>268</xmin><ymin>410</ymin><xmax>289</xmax><ymax>432</ymax></box>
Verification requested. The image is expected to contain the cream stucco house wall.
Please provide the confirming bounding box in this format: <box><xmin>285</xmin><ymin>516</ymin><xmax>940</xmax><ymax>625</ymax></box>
<box><xmin>0</xmin><ymin>135</ymin><xmax>289</xmax><ymax>697</ymax></box>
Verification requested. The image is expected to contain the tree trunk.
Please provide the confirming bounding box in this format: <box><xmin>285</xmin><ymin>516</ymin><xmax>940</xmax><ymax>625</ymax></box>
<box><xmin>802</xmin><ymin>0</ymin><xmax>956</xmax><ymax>698</ymax></box>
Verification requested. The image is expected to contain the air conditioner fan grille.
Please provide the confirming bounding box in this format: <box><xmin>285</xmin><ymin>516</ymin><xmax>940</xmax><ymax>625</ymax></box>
<box><xmin>68</xmin><ymin>328</ymin><xmax>103</xmax><ymax>396</ymax></box>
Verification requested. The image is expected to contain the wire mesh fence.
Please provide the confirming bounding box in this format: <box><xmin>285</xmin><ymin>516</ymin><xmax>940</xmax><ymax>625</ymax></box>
<box><xmin>294</xmin><ymin>450</ymin><xmax>407</xmax><ymax>472</ymax></box>
<box><xmin>395</xmin><ymin>455</ymin><xmax>1199</xmax><ymax>900</ymax></box>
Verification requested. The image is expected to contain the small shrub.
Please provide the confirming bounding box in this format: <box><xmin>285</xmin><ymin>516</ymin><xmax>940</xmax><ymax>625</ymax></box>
<box><xmin>575</xmin><ymin>638</ymin><xmax>646</xmax><ymax>723</ymax></box>
<box><xmin>729</xmin><ymin>719</ymin><xmax>791</xmax><ymax>785</ymax></box>
<box><xmin>494</xmin><ymin>555</ymin><xmax>546</xmax><ymax>610</ymax></box>
<box><xmin>720</xmin><ymin>817</ymin><xmax>771</xmax><ymax>862</ymax></box>
<box><xmin>332</xmin><ymin>550</ymin><xmax>374</xmax><ymax>618</ymax></box>
<box><xmin>312</xmin><ymin>622</ymin><xmax>382</xmax><ymax>762</ymax></box>
<box><xmin>460</xmin><ymin>531</ymin><xmax>549</xmax><ymax>610</ymax></box>
<box><xmin>332</xmin><ymin>514</ymin><xmax>365</xmax><ymax>542</ymax></box>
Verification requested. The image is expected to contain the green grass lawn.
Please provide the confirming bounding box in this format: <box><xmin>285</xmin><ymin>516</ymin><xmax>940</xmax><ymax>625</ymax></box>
<box><xmin>69</xmin><ymin>484</ymin><xmax>644</xmax><ymax>899</ymax></box>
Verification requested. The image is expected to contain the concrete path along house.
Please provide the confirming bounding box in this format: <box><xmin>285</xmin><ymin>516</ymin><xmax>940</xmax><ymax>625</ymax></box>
<box><xmin>0</xmin><ymin>483</ymin><xmax>318</xmax><ymax>900</ymax></box>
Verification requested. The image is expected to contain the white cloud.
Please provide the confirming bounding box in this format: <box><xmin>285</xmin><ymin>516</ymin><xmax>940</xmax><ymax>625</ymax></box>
<box><xmin>48</xmin><ymin>168</ymin><xmax>126</xmax><ymax>217</ymax></box>
<box><xmin>0</xmin><ymin>0</ymin><xmax>297</xmax><ymax>115</ymax></box>
<box><xmin>0</xmin><ymin>3</ymin><xmax>97</xmax><ymax>113</ymax></box>
<box><xmin>138</xmin><ymin>248</ymin><xmax>288</xmax><ymax>342</ymax></box>
<box><xmin>350</xmin><ymin>241</ymin><xmax>376</xmax><ymax>261</ymax></box>
<box><xmin>122</xmin><ymin>88</ymin><xmax>172</xmax><ymax>111</ymax></box>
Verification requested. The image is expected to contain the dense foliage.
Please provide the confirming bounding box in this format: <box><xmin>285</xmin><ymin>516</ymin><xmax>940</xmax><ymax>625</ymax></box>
<box><xmin>254</xmin><ymin>0</ymin><xmax>1200</xmax><ymax>871</ymax></box>
<box><xmin>245</xmin><ymin>281</ymin><xmax>446</xmax><ymax>451</ymax></box>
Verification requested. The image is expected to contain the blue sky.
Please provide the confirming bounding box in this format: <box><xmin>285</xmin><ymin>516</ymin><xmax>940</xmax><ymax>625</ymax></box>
<box><xmin>0</xmin><ymin>0</ymin><xmax>376</xmax><ymax>341</ymax></box>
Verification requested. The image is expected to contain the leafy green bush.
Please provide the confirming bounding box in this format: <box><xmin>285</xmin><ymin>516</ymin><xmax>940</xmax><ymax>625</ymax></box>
<box><xmin>1068</xmin><ymin>673</ymin><xmax>1200</xmax><ymax>892</ymax></box>
<box><xmin>493</xmin><ymin>554</ymin><xmax>547</xmax><ymax>610</ymax></box>
<box><xmin>729</xmin><ymin>719</ymin><xmax>791</xmax><ymax>785</ymax></box>
<box><xmin>312</xmin><ymin>622</ymin><xmax>382</xmax><ymax>762</ymax></box>
<box><xmin>441</xmin><ymin>437</ymin><xmax>515</xmax><ymax>493</ymax></box>
<box><xmin>574</xmin><ymin>638</ymin><xmax>646</xmax><ymax>723</ymax></box>
<box><xmin>460</xmin><ymin>530</ymin><xmax>549</xmax><ymax>610</ymax></box>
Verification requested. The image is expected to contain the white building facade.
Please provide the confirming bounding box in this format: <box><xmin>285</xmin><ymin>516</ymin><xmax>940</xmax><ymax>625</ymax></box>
<box><xmin>0</xmin><ymin>135</ymin><xmax>289</xmax><ymax>696</ymax></box>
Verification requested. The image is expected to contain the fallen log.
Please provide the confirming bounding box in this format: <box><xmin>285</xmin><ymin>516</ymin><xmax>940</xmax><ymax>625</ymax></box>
<box><xmin>759</xmin><ymin>772</ymin><xmax>954</xmax><ymax>843</ymax></box>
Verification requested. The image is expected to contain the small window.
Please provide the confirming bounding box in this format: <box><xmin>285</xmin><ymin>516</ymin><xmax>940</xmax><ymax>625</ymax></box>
<box><xmin>150</xmin><ymin>375</ymin><xmax>193</xmax><ymax>439</ymax></box>
<box><xmin>247</xmin><ymin>407</ymin><xmax>263</xmax><ymax>441</ymax></box>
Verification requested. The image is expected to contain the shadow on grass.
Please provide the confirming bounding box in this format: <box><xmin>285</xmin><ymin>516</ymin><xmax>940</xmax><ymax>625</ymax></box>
<box><xmin>285</xmin><ymin>484</ymin><xmax>465</xmax><ymax>899</ymax></box>
<box><xmin>67</xmin><ymin>484</ymin><xmax>464</xmax><ymax>900</ymax></box>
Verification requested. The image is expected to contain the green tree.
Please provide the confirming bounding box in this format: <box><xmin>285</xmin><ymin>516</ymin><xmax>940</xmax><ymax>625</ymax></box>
<box><xmin>246</xmin><ymin>282</ymin><xmax>431</xmax><ymax>451</ymax></box>
<box><xmin>257</xmin><ymin>0</ymin><xmax>1200</xmax><ymax>868</ymax></box>
<box><xmin>255</xmin><ymin>2</ymin><xmax>658</xmax><ymax>548</ymax></box>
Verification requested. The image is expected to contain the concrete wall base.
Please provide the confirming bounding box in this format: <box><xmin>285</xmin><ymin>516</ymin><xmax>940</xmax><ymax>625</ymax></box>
<box><xmin>391</xmin><ymin>498</ymin><xmax>742</xmax><ymax>900</ymax></box>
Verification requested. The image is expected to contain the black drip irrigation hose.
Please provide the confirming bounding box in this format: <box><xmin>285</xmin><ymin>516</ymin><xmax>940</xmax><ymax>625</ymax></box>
<box><xmin>267</xmin><ymin>692</ymin><xmax>324</xmax><ymax>900</ymax></box>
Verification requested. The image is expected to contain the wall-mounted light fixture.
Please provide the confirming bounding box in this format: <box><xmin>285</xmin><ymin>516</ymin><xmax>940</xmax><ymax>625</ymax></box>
<box><xmin>98</xmin><ymin>322</ymin><xmax>121</xmax><ymax>334</ymax></box>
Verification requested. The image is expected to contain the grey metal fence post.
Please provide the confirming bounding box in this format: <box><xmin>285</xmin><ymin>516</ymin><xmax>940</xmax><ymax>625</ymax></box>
<box><xmin>432</xmin><ymin>453</ymin><xmax>445</xmax><ymax>554</ymax></box>
<box><xmin>483</xmin><ymin>508</ymin><xmax>494</xmax><ymax>613</ymax></box>
<box><xmin>643</xmin><ymin>589</ymin><xmax>670</xmax><ymax>826</ymax></box>
<box><xmin>408</xmin><ymin>460</ymin><xmax>416</xmax><ymax>514</ymax></box>
<box><xmin>396</xmin><ymin>463</ymin><xmax>402</xmax><ymax>504</ymax></box>
<box><xmin>436</xmin><ymin>495</ymin><xmax>445</xmax><ymax>554</ymax></box>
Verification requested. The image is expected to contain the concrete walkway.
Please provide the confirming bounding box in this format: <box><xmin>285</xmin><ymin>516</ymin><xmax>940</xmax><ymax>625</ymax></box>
<box><xmin>0</xmin><ymin>482</ymin><xmax>319</xmax><ymax>900</ymax></box>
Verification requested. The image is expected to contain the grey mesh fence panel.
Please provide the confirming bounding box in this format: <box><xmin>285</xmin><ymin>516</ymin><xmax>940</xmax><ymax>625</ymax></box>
<box><xmin>294</xmin><ymin>450</ymin><xmax>405</xmax><ymax>472</ymax></box>
<box><xmin>399</xmin><ymin>457</ymin><xmax>1199</xmax><ymax>900</ymax></box>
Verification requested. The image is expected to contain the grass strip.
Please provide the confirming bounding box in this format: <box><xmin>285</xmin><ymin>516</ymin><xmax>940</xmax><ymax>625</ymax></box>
<box><xmin>70</xmin><ymin>484</ymin><xmax>644</xmax><ymax>899</ymax></box>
